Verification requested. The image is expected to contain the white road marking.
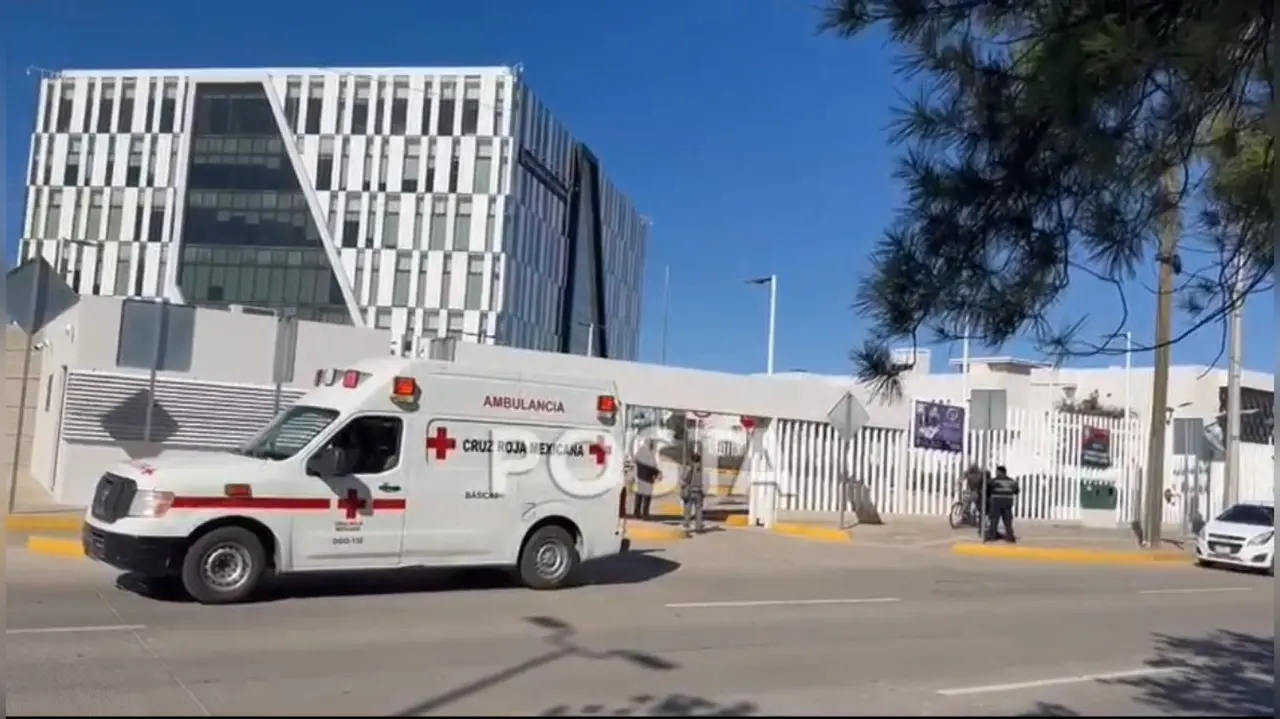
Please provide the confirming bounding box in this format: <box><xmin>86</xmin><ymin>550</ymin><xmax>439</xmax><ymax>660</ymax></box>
<box><xmin>1138</xmin><ymin>586</ymin><xmax>1255</xmax><ymax>595</ymax></box>
<box><xmin>937</xmin><ymin>667</ymin><xmax>1178</xmax><ymax>696</ymax></box>
<box><xmin>7</xmin><ymin>623</ymin><xmax>147</xmax><ymax>635</ymax></box>
<box><xmin>665</xmin><ymin>597</ymin><xmax>900</xmax><ymax>609</ymax></box>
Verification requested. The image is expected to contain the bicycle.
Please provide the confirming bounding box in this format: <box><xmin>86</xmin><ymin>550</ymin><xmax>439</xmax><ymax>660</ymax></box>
<box><xmin>948</xmin><ymin>493</ymin><xmax>981</xmax><ymax>530</ymax></box>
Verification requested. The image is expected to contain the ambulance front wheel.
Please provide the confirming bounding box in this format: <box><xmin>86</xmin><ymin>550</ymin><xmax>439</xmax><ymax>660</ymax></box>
<box><xmin>181</xmin><ymin>526</ymin><xmax>267</xmax><ymax>605</ymax></box>
<box><xmin>519</xmin><ymin>525</ymin><xmax>580</xmax><ymax>590</ymax></box>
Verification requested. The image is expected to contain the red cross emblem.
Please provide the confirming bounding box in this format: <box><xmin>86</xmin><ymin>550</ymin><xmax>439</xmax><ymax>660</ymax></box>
<box><xmin>426</xmin><ymin>427</ymin><xmax>457</xmax><ymax>461</ymax></box>
<box><xmin>336</xmin><ymin>488</ymin><xmax>367</xmax><ymax>520</ymax></box>
<box><xmin>588</xmin><ymin>439</ymin><xmax>611</xmax><ymax>466</ymax></box>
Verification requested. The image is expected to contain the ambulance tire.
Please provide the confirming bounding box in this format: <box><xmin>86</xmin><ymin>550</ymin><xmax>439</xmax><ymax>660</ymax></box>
<box><xmin>181</xmin><ymin>526</ymin><xmax>267</xmax><ymax>605</ymax></box>
<box><xmin>518</xmin><ymin>526</ymin><xmax>580</xmax><ymax>590</ymax></box>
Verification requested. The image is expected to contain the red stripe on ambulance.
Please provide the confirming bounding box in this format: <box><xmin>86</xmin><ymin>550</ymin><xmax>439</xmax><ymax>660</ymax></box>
<box><xmin>169</xmin><ymin>497</ymin><xmax>406</xmax><ymax>511</ymax></box>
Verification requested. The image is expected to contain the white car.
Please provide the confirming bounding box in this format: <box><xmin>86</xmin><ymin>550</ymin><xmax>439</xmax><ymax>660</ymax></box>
<box><xmin>1195</xmin><ymin>500</ymin><xmax>1275</xmax><ymax>575</ymax></box>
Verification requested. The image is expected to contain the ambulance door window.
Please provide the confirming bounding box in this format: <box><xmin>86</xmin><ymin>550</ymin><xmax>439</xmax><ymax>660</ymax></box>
<box><xmin>327</xmin><ymin>416</ymin><xmax>403</xmax><ymax>474</ymax></box>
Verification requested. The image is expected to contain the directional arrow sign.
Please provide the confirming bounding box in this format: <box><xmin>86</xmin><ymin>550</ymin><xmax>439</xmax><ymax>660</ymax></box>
<box><xmin>827</xmin><ymin>391</ymin><xmax>870</xmax><ymax>441</ymax></box>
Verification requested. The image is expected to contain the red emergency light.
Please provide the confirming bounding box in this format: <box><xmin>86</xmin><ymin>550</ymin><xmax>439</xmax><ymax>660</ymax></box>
<box><xmin>597</xmin><ymin>395</ymin><xmax>619</xmax><ymax>426</ymax></box>
<box><xmin>391</xmin><ymin>376</ymin><xmax>419</xmax><ymax>399</ymax></box>
<box><xmin>740</xmin><ymin>416</ymin><xmax>757</xmax><ymax>430</ymax></box>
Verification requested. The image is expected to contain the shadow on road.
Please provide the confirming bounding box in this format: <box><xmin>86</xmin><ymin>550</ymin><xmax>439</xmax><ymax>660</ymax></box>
<box><xmin>1014</xmin><ymin>628</ymin><xmax>1275</xmax><ymax>716</ymax></box>
<box><xmin>115</xmin><ymin>549</ymin><xmax>681</xmax><ymax>603</ymax></box>
<box><xmin>390</xmin><ymin>615</ymin><xmax>757</xmax><ymax>716</ymax></box>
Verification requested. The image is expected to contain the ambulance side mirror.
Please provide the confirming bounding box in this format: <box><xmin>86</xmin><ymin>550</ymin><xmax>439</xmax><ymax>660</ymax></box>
<box><xmin>307</xmin><ymin>446</ymin><xmax>350</xmax><ymax>477</ymax></box>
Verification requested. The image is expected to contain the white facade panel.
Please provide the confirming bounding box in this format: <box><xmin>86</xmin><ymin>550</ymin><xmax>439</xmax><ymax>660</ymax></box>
<box><xmin>20</xmin><ymin>66</ymin><xmax>647</xmax><ymax>360</ymax></box>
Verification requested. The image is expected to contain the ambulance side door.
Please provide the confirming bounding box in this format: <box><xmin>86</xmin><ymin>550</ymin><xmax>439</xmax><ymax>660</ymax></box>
<box><xmin>403</xmin><ymin>417</ymin><xmax>519</xmax><ymax>564</ymax></box>
<box><xmin>291</xmin><ymin>413</ymin><xmax>409</xmax><ymax>571</ymax></box>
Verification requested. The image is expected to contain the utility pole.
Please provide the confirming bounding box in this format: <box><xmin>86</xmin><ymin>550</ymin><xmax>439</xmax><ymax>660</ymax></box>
<box><xmin>1142</xmin><ymin>169</ymin><xmax>1180</xmax><ymax>548</ymax></box>
<box><xmin>1222</xmin><ymin>248</ymin><xmax>1245</xmax><ymax>510</ymax></box>
<box><xmin>660</xmin><ymin>265</ymin><xmax>670</xmax><ymax>364</ymax></box>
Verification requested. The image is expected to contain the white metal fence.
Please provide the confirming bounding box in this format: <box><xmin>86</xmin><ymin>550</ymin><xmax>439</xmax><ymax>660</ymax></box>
<box><xmin>773</xmin><ymin>408</ymin><xmax>1275</xmax><ymax>526</ymax></box>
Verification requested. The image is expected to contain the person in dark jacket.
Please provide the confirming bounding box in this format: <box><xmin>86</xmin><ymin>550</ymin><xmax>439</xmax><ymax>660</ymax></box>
<box><xmin>962</xmin><ymin>464</ymin><xmax>985</xmax><ymax>519</ymax></box>
<box><xmin>985</xmin><ymin>465</ymin><xmax>1019</xmax><ymax>542</ymax></box>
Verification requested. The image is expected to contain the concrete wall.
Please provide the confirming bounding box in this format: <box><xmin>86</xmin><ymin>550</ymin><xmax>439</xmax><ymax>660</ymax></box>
<box><xmin>4</xmin><ymin>325</ymin><xmax>52</xmax><ymax>507</ymax></box>
<box><xmin>29</xmin><ymin>297</ymin><xmax>395</xmax><ymax>505</ymax></box>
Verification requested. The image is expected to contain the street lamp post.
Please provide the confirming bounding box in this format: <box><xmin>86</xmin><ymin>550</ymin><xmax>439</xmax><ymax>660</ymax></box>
<box><xmin>574</xmin><ymin>320</ymin><xmax>601</xmax><ymax>357</ymax></box>
<box><xmin>745</xmin><ymin>275</ymin><xmax>777</xmax><ymax>375</ymax></box>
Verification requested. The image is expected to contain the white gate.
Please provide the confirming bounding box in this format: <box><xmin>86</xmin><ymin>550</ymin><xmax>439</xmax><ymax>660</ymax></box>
<box><xmin>775</xmin><ymin>409</ymin><xmax>1157</xmax><ymax>524</ymax></box>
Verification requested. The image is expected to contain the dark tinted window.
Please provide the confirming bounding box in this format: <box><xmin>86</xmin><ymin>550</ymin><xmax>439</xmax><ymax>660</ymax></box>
<box><xmin>177</xmin><ymin>82</ymin><xmax>350</xmax><ymax>324</ymax></box>
<box><xmin>1216</xmin><ymin>504</ymin><xmax>1275</xmax><ymax>526</ymax></box>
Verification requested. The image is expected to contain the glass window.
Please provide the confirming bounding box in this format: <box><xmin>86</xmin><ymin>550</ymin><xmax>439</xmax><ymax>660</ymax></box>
<box><xmin>1215</xmin><ymin>504</ymin><xmax>1274</xmax><ymax>527</ymax></box>
<box><xmin>392</xmin><ymin>252</ymin><xmax>412</xmax><ymax>306</ymax></box>
<box><xmin>474</xmin><ymin>140</ymin><xmax>493</xmax><ymax>194</ymax></box>
<box><xmin>284</xmin><ymin>77</ymin><xmax>302</xmax><ymax>131</ymax></box>
<box><xmin>319</xmin><ymin>415</ymin><xmax>403</xmax><ymax>475</ymax></box>
<box><xmin>177</xmin><ymin>82</ymin><xmax>349</xmax><ymax>322</ymax></box>
<box><xmin>114</xmin><ymin>243</ymin><xmax>133</xmax><ymax>295</ymax></box>
<box><xmin>97</xmin><ymin>82</ymin><xmax>115</xmax><ymax>133</ymax></box>
<box><xmin>105</xmin><ymin>191</ymin><xmax>123</xmax><ymax>241</ymax></box>
<box><xmin>403</xmin><ymin>139</ymin><xmax>420</xmax><ymax>193</ymax></box>
<box><xmin>453</xmin><ymin>199</ymin><xmax>471</xmax><ymax>249</ymax></box>
<box><xmin>375</xmin><ymin>308</ymin><xmax>393</xmax><ymax>329</ymax></box>
<box><xmin>159</xmin><ymin>80</ymin><xmax>178</xmax><ymax>133</ymax></box>
<box><xmin>342</xmin><ymin>196</ymin><xmax>360</xmax><ymax>248</ymax></box>
<box><xmin>428</xmin><ymin>197</ymin><xmax>447</xmax><ymax>250</ymax></box>
<box><xmin>43</xmin><ymin>192</ymin><xmax>63</xmax><ymax>239</ymax></box>
<box><xmin>120</xmin><ymin>80</ymin><xmax>136</xmax><ymax>132</ymax></box>
<box><xmin>436</xmin><ymin>81</ymin><xmax>456</xmax><ymax>136</ymax></box>
<box><xmin>305</xmin><ymin>82</ymin><xmax>323</xmax><ymax>134</ymax></box>
<box><xmin>352</xmin><ymin>81</ymin><xmax>370</xmax><ymax>134</ymax></box>
<box><xmin>461</xmin><ymin>79</ymin><xmax>481</xmax><ymax>135</ymax></box>
<box><xmin>439</xmin><ymin>253</ymin><xmax>453</xmax><ymax>307</ymax></box>
<box><xmin>465</xmin><ymin>254</ymin><xmax>484</xmax><ymax>309</ymax></box>
<box><xmin>84</xmin><ymin>190</ymin><xmax>104</xmax><ymax>240</ymax></box>
<box><xmin>238</xmin><ymin>405</ymin><xmax>340</xmax><ymax>460</ymax></box>
<box><xmin>390</xmin><ymin>78</ymin><xmax>409</xmax><ymax>135</ymax></box>
<box><xmin>382</xmin><ymin>198</ymin><xmax>400</xmax><ymax>248</ymax></box>
<box><xmin>56</xmin><ymin>85</ymin><xmax>74</xmax><ymax>133</ymax></box>
<box><xmin>409</xmin><ymin>197</ymin><xmax>426</xmax><ymax>249</ymax></box>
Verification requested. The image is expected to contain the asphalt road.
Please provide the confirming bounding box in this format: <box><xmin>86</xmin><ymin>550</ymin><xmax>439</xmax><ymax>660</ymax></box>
<box><xmin>6</xmin><ymin>531</ymin><xmax>1275</xmax><ymax>716</ymax></box>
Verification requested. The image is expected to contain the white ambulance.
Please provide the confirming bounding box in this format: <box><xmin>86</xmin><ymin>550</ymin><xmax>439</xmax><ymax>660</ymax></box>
<box><xmin>81</xmin><ymin>356</ymin><xmax>630</xmax><ymax>604</ymax></box>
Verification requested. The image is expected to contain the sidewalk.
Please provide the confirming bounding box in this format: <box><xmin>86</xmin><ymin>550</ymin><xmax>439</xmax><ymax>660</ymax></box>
<box><xmin>771</xmin><ymin>511</ymin><xmax>1192</xmax><ymax>564</ymax></box>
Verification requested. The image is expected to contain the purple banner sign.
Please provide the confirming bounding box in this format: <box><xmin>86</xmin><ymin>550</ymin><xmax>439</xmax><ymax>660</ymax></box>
<box><xmin>913</xmin><ymin>400</ymin><xmax>965</xmax><ymax>453</ymax></box>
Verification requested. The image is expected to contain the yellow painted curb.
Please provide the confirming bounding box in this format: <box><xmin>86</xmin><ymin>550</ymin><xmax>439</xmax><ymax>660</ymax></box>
<box><xmin>26</xmin><ymin>535</ymin><xmax>85</xmax><ymax>560</ymax></box>
<box><xmin>625</xmin><ymin>523</ymin><xmax>687</xmax><ymax>542</ymax></box>
<box><xmin>773</xmin><ymin>522</ymin><xmax>852</xmax><ymax>544</ymax></box>
<box><xmin>723</xmin><ymin>514</ymin><xmax>749</xmax><ymax>527</ymax></box>
<box><xmin>952</xmin><ymin>541</ymin><xmax>1189</xmax><ymax>565</ymax></box>
<box><xmin>8</xmin><ymin>515</ymin><xmax>84</xmax><ymax>534</ymax></box>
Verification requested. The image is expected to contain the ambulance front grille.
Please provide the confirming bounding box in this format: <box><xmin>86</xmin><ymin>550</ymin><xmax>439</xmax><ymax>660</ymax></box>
<box><xmin>90</xmin><ymin>473</ymin><xmax>137</xmax><ymax>524</ymax></box>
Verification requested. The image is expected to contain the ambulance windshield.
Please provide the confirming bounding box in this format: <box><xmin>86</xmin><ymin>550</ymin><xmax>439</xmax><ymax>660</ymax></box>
<box><xmin>234</xmin><ymin>405</ymin><xmax>340</xmax><ymax>461</ymax></box>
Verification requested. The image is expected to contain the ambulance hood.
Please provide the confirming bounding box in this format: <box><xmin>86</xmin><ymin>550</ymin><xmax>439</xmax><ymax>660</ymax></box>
<box><xmin>112</xmin><ymin>452</ymin><xmax>269</xmax><ymax>489</ymax></box>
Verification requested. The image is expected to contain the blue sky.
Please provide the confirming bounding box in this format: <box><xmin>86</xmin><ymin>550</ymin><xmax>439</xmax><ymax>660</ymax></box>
<box><xmin>4</xmin><ymin>0</ymin><xmax>1273</xmax><ymax>376</ymax></box>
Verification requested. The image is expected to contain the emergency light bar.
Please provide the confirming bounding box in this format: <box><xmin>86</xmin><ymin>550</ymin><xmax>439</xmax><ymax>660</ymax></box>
<box><xmin>313</xmin><ymin>368</ymin><xmax>367</xmax><ymax>389</ymax></box>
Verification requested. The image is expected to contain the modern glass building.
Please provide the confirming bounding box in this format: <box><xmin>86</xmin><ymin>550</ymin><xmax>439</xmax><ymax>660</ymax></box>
<box><xmin>19</xmin><ymin>67</ymin><xmax>648</xmax><ymax>360</ymax></box>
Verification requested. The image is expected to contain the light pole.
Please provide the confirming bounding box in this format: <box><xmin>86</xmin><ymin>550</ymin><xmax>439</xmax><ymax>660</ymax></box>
<box><xmin>745</xmin><ymin>275</ymin><xmax>777</xmax><ymax>375</ymax></box>
<box><xmin>574</xmin><ymin>320</ymin><xmax>600</xmax><ymax>357</ymax></box>
<box><xmin>1223</xmin><ymin>248</ymin><xmax>1246</xmax><ymax>509</ymax></box>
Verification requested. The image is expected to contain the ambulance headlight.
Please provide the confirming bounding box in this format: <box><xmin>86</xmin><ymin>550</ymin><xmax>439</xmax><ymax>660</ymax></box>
<box><xmin>129</xmin><ymin>490</ymin><xmax>175</xmax><ymax>518</ymax></box>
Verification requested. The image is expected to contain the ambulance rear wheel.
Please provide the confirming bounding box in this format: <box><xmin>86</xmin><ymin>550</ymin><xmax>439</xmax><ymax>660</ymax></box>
<box><xmin>181</xmin><ymin>526</ymin><xmax>266</xmax><ymax>605</ymax></box>
<box><xmin>519</xmin><ymin>526</ymin><xmax>579</xmax><ymax>590</ymax></box>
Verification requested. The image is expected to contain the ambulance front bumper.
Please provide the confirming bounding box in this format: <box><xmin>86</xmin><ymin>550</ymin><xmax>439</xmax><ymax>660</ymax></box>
<box><xmin>82</xmin><ymin>524</ymin><xmax>185</xmax><ymax>577</ymax></box>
